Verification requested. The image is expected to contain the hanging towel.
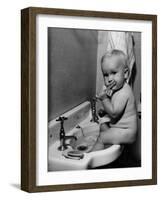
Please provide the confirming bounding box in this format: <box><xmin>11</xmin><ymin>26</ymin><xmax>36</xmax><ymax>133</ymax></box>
<box><xmin>106</xmin><ymin>31</ymin><xmax>135</xmax><ymax>82</ymax></box>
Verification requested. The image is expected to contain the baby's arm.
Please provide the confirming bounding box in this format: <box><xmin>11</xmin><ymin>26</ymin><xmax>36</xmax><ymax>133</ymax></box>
<box><xmin>101</xmin><ymin>89</ymin><xmax>128</xmax><ymax>119</ymax></box>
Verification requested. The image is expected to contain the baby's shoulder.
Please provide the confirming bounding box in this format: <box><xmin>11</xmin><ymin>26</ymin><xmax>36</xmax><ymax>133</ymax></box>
<box><xmin>122</xmin><ymin>83</ymin><xmax>135</xmax><ymax>99</ymax></box>
<box><xmin>122</xmin><ymin>83</ymin><xmax>133</xmax><ymax>93</ymax></box>
<box><xmin>114</xmin><ymin>83</ymin><xmax>133</xmax><ymax>99</ymax></box>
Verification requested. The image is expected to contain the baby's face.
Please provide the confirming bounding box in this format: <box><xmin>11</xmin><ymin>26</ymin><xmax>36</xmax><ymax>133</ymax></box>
<box><xmin>101</xmin><ymin>56</ymin><xmax>126</xmax><ymax>91</ymax></box>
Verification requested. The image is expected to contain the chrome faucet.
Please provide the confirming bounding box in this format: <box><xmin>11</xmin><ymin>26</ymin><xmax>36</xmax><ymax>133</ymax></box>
<box><xmin>90</xmin><ymin>97</ymin><xmax>99</xmax><ymax>123</ymax></box>
<box><xmin>56</xmin><ymin>116</ymin><xmax>77</xmax><ymax>151</ymax></box>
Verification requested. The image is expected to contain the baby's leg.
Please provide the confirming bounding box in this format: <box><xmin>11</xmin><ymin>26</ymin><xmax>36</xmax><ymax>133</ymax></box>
<box><xmin>100</xmin><ymin>127</ymin><xmax>136</xmax><ymax>144</ymax></box>
<box><xmin>100</xmin><ymin>122</ymin><xmax>110</xmax><ymax>132</ymax></box>
<box><xmin>91</xmin><ymin>139</ymin><xmax>104</xmax><ymax>151</ymax></box>
<box><xmin>91</xmin><ymin>123</ymin><xmax>109</xmax><ymax>152</ymax></box>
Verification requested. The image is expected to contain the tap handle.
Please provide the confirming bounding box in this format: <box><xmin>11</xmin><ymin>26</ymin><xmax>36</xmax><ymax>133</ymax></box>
<box><xmin>91</xmin><ymin>97</ymin><xmax>98</xmax><ymax>108</ymax></box>
<box><xmin>56</xmin><ymin>116</ymin><xmax>68</xmax><ymax>123</ymax></box>
<box><xmin>91</xmin><ymin>97</ymin><xmax>96</xmax><ymax>105</ymax></box>
<box><xmin>92</xmin><ymin>97</ymin><xmax>97</xmax><ymax>102</ymax></box>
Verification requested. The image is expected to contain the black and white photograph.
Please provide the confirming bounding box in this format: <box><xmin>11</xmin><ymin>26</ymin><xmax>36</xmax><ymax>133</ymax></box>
<box><xmin>21</xmin><ymin>7</ymin><xmax>157</xmax><ymax>192</ymax></box>
<box><xmin>48</xmin><ymin>28</ymin><xmax>141</xmax><ymax>171</ymax></box>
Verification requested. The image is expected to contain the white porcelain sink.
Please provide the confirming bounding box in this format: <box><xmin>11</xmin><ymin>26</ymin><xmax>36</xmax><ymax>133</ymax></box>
<box><xmin>48</xmin><ymin>101</ymin><xmax>123</xmax><ymax>171</ymax></box>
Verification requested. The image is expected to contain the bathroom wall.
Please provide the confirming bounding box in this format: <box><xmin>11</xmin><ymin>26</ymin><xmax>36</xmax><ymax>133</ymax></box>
<box><xmin>95</xmin><ymin>31</ymin><xmax>109</xmax><ymax>110</ymax></box>
<box><xmin>130</xmin><ymin>32</ymin><xmax>141</xmax><ymax>161</ymax></box>
<box><xmin>48</xmin><ymin>28</ymin><xmax>98</xmax><ymax>122</ymax></box>
<box><xmin>132</xmin><ymin>32</ymin><xmax>141</xmax><ymax>104</ymax></box>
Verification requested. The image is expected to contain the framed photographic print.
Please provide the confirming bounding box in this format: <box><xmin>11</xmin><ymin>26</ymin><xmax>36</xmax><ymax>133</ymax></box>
<box><xmin>21</xmin><ymin>7</ymin><xmax>157</xmax><ymax>192</ymax></box>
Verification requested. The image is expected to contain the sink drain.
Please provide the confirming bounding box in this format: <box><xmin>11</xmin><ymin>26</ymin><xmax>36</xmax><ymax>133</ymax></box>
<box><xmin>77</xmin><ymin>145</ymin><xmax>88</xmax><ymax>151</ymax></box>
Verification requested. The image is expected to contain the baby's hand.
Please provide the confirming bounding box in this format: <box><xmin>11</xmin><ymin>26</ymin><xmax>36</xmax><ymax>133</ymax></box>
<box><xmin>96</xmin><ymin>88</ymin><xmax>107</xmax><ymax>101</ymax></box>
<box><xmin>105</xmin><ymin>81</ymin><xmax>116</xmax><ymax>97</ymax></box>
<box><xmin>96</xmin><ymin>81</ymin><xmax>116</xmax><ymax>100</ymax></box>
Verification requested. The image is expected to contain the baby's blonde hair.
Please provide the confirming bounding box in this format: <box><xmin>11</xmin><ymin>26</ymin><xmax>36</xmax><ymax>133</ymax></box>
<box><xmin>101</xmin><ymin>49</ymin><xmax>128</xmax><ymax>69</ymax></box>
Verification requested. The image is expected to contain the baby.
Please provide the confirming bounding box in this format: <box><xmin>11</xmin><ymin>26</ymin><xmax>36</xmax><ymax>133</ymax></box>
<box><xmin>93</xmin><ymin>49</ymin><xmax>137</xmax><ymax>150</ymax></box>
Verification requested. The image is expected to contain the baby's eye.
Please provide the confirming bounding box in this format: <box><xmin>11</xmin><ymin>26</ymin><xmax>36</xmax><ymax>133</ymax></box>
<box><xmin>104</xmin><ymin>73</ymin><xmax>109</xmax><ymax>77</ymax></box>
<box><xmin>112</xmin><ymin>72</ymin><xmax>117</xmax><ymax>75</ymax></box>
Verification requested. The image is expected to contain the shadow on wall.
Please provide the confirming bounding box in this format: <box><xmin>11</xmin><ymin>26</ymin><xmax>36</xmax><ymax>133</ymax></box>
<box><xmin>48</xmin><ymin>28</ymin><xmax>98</xmax><ymax>122</ymax></box>
<box><xmin>129</xmin><ymin>62</ymin><xmax>137</xmax><ymax>87</ymax></box>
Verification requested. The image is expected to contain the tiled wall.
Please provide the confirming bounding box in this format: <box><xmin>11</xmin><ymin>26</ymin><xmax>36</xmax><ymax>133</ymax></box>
<box><xmin>48</xmin><ymin>28</ymin><xmax>98</xmax><ymax>122</ymax></box>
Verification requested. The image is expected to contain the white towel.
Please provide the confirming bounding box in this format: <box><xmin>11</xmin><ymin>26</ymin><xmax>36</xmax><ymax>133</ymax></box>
<box><xmin>106</xmin><ymin>31</ymin><xmax>135</xmax><ymax>82</ymax></box>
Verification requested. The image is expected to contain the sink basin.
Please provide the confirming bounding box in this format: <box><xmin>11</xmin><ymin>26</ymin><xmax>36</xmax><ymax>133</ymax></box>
<box><xmin>48</xmin><ymin>138</ymin><xmax>122</xmax><ymax>171</ymax></box>
<box><xmin>48</xmin><ymin>102</ymin><xmax>123</xmax><ymax>171</ymax></box>
<box><xmin>69</xmin><ymin>123</ymin><xmax>102</xmax><ymax>153</ymax></box>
